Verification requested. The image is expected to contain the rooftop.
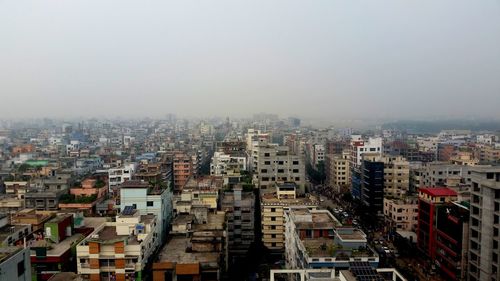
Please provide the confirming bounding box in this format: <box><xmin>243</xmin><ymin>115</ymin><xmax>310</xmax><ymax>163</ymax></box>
<box><xmin>87</xmin><ymin>225</ymin><xmax>136</xmax><ymax>245</ymax></box>
<box><xmin>292</xmin><ymin>210</ymin><xmax>341</xmax><ymax>230</ymax></box>
<box><xmin>302</xmin><ymin>238</ymin><xmax>374</xmax><ymax>259</ymax></box>
<box><xmin>193</xmin><ymin>212</ymin><xmax>226</xmax><ymax>231</ymax></box>
<box><xmin>47</xmin><ymin>214</ymin><xmax>73</xmax><ymax>224</ymax></box>
<box><xmin>0</xmin><ymin>246</ymin><xmax>23</xmax><ymax>263</ymax></box>
<box><xmin>184</xmin><ymin>176</ymin><xmax>223</xmax><ymax>190</ymax></box>
<box><xmin>335</xmin><ymin>228</ymin><xmax>367</xmax><ymax>241</ymax></box>
<box><xmin>173</xmin><ymin>214</ymin><xmax>194</xmax><ymax>225</ymax></box>
<box><xmin>31</xmin><ymin>233</ymin><xmax>84</xmax><ymax>256</ymax></box>
<box><xmin>419</xmin><ymin>187</ymin><xmax>457</xmax><ymax>197</ymax></box>
<box><xmin>157</xmin><ymin>236</ymin><xmax>219</xmax><ymax>264</ymax></box>
<box><xmin>120</xmin><ymin>180</ymin><xmax>150</xmax><ymax>189</ymax></box>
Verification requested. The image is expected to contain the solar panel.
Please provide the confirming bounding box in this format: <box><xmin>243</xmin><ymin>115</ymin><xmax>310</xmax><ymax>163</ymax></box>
<box><xmin>349</xmin><ymin>262</ymin><xmax>385</xmax><ymax>281</ymax></box>
<box><xmin>123</xmin><ymin>205</ymin><xmax>134</xmax><ymax>215</ymax></box>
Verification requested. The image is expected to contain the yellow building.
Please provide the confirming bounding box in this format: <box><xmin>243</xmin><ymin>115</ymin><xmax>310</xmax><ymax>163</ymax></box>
<box><xmin>450</xmin><ymin>151</ymin><xmax>479</xmax><ymax>166</ymax></box>
<box><xmin>381</xmin><ymin>155</ymin><xmax>410</xmax><ymax>197</ymax></box>
<box><xmin>325</xmin><ymin>151</ymin><xmax>350</xmax><ymax>193</ymax></box>
<box><xmin>261</xmin><ymin>183</ymin><xmax>318</xmax><ymax>252</ymax></box>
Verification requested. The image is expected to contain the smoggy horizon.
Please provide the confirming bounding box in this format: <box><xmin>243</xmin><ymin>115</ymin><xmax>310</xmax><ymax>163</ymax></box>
<box><xmin>1</xmin><ymin>1</ymin><xmax>499</xmax><ymax>120</ymax></box>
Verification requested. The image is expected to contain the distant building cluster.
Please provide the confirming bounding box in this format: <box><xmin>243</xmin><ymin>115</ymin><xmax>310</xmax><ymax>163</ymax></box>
<box><xmin>0</xmin><ymin>117</ymin><xmax>498</xmax><ymax>281</ymax></box>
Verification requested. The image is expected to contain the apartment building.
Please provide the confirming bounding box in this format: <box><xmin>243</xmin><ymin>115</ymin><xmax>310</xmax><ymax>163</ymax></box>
<box><xmin>476</xmin><ymin>144</ymin><xmax>500</xmax><ymax>164</ymax></box>
<box><xmin>173</xmin><ymin>153</ymin><xmax>193</xmax><ymax>192</ymax></box>
<box><xmin>450</xmin><ymin>151</ymin><xmax>479</xmax><ymax>166</ymax></box>
<box><xmin>413</xmin><ymin>162</ymin><xmax>483</xmax><ymax>198</ymax></box>
<box><xmin>77</xmin><ymin>209</ymin><xmax>159</xmax><ymax>281</ymax></box>
<box><xmin>468</xmin><ymin>167</ymin><xmax>500</xmax><ymax>281</ymax></box>
<box><xmin>325</xmin><ymin>151</ymin><xmax>350</xmax><ymax>193</ymax></box>
<box><xmin>284</xmin><ymin>207</ymin><xmax>378</xmax><ymax>270</ymax></box>
<box><xmin>437</xmin><ymin>143</ymin><xmax>456</xmax><ymax>161</ymax></box>
<box><xmin>252</xmin><ymin>139</ymin><xmax>305</xmax><ymax>192</ymax></box>
<box><xmin>417</xmin><ymin>187</ymin><xmax>458</xmax><ymax>259</ymax></box>
<box><xmin>24</xmin><ymin>173</ymin><xmax>74</xmax><ymax>211</ymax></box>
<box><xmin>435</xmin><ymin>201</ymin><xmax>469</xmax><ymax>281</ymax></box>
<box><xmin>383</xmin><ymin>197</ymin><xmax>418</xmax><ymax>232</ymax></box>
<box><xmin>360</xmin><ymin>156</ymin><xmax>385</xmax><ymax>217</ymax></box>
<box><xmin>261</xmin><ymin>183</ymin><xmax>318</xmax><ymax>252</ymax></box>
<box><xmin>221</xmin><ymin>186</ymin><xmax>255</xmax><ymax>263</ymax></box>
<box><xmin>379</xmin><ymin>155</ymin><xmax>410</xmax><ymax>197</ymax></box>
<box><xmin>349</xmin><ymin>136</ymin><xmax>383</xmax><ymax>168</ymax></box>
<box><xmin>108</xmin><ymin>163</ymin><xmax>136</xmax><ymax>194</ymax></box>
<box><xmin>210</xmin><ymin>151</ymin><xmax>247</xmax><ymax>186</ymax></box>
<box><xmin>119</xmin><ymin>180</ymin><xmax>173</xmax><ymax>243</ymax></box>
<box><xmin>312</xmin><ymin>144</ymin><xmax>325</xmax><ymax>166</ymax></box>
<box><xmin>177</xmin><ymin>176</ymin><xmax>223</xmax><ymax>211</ymax></box>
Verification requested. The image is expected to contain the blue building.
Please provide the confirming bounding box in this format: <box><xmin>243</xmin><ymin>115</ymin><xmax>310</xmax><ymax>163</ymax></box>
<box><xmin>120</xmin><ymin>180</ymin><xmax>173</xmax><ymax>243</ymax></box>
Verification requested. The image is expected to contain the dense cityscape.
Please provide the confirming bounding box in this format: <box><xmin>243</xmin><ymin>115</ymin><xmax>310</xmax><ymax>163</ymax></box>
<box><xmin>2</xmin><ymin>1</ymin><xmax>500</xmax><ymax>280</ymax></box>
<box><xmin>0</xmin><ymin>116</ymin><xmax>498</xmax><ymax>281</ymax></box>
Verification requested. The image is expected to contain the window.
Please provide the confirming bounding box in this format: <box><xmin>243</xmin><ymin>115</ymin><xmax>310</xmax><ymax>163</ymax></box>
<box><xmin>147</xmin><ymin>201</ymin><xmax>154</xmax><ymax>207</ymax></box>
<box><xmin>17</xmin><ymin>261</ymin><xmax>25</xmax><ymax>277</ymax></box>
<box><xmin>132</xmin><ymin>204</ymin><xmax>137</xmax><ymax>209</ymax></box>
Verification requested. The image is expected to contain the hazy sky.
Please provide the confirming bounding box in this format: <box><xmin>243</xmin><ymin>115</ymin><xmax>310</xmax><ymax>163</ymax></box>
<box><xmin>1</xmin><ymin>0</ymin><xmax>499</xmax><ymax>120</ymax></box>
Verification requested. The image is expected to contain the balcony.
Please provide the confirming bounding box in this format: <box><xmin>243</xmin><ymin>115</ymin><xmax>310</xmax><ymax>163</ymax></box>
<box><xmin>125</xmin><ymin>263</ymin><xmax>135</xmax><ymax>270</ymax></box>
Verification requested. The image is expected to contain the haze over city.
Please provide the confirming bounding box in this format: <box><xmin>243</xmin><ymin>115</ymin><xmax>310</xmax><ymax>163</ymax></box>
<box><xmin>1</xmin><ymin>0</ymin><xmax>499</xmax><ymax>120</ymax></box>
<box><xmin>2</xmin><ymin>2</ymin><xmax>500</xmax><ymax>281</ymax></box>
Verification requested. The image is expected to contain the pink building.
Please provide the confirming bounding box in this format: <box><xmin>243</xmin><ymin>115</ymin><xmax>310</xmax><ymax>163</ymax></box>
<box><xmin>59</xmin><ymin>178</ymin><xmax>108</xmax><ymax>214</ymax></box>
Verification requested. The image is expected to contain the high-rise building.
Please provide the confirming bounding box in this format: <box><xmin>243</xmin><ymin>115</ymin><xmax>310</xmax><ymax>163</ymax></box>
<box><xmin>380</xmin><ymin>155</ymin><xmax>410</xmax><ymax>198</ymax></box>
<box><xmin>435</xmin><ymin>201</ymin><xmax>469</xmax><ymax>281</ymax></box>
<box><xmin>252</xmin><ymin>139</ymin><xmax>305</xmax><ymax>192</ymax></box>
<box><xmin>417</xmin><ymin>187</ymin><xmax>458</xmax><ymax>259</ymax></box>
<box><xmin>325</xmin><ymin>151</ymin><xmax>351</xmax><ymax>193</ymax></box>
<box><xmin>349</xmin><ymin>136</ymin><xmax>383</xmax><ymax>169</ymax></box>
<box><xmin>468</xmin><ymin>167</ymin><xmax>500</xmax><ymax>281</ymax></box>
<box><xmin>361</xmin><ymin>158</ymin><xmax>385</xmax><ymax>217</ymax></box>
<box><xmin>173</xmin><ymin>153</ymin><xmax>193</xmax><ymax>192</ymax></box>
<box><xmin>221</xmin><ymin>186</ymin><xmax>255</xmax><ymax>264</ymax></box>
